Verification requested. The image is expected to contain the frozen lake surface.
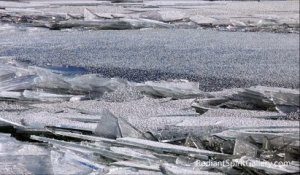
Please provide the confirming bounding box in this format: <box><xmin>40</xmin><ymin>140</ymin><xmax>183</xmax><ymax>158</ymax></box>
<box><xmin>0</xmin><ymin>28</ymin><xmax>299</xmax><ymax>91</ymax></box>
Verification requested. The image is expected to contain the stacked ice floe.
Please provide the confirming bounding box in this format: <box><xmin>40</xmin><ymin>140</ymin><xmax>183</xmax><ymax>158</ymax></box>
<box><xmin>0</xmin><ymin>57</ymin><xmax>299</xmax><ymax>174</ymax></box>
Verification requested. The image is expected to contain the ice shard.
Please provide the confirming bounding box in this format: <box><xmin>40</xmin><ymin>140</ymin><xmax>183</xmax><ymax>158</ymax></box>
<box><xmin>50</xmin><ymin>150</ymin><xmax>108</xmax><ymax>175</ymax></box>
<box><xmin>0</xmin><ymin>91</ymin><xmax>23</xmax><ymax>101</ymax></box>
<box><xmin>135</xmin><ymin>79</ymin><xmax>212</xmax><ymax>99</ymax></box>
<box><xmin>232</xmin><ymin>156</ymin><xmax>300</xmax><ymax>175</ymax></box>
<box><xmin>94</xmin><ymin>110</ymin><xmax>122</xmax><ymax>139</ymax></box>
<box><xmin>192</xmin><ymin>86</ymin><xmax>299</xmax><ymax>115</ymax></box>
<box><xmin>106</xmin><ymin>167</ymin><xmax>162</xmax><ymax>175</ymax></box>
<box><xmin>0</xmin><ymin>74</ymin><xmax>37</xmax><ymax>91</ymax></box>
<box><xmin>160</xmin><ymin>163</ymin><xmax>224</xmax><ymax>175</ymax></box>
<box><xmin>84</xmin><ymin>8</ymin><xmax>101</xmax><ymax>21</ymax></box>
<box><xmin>94</xmin><ymin>109</ymin><xmax>148</xmax><ymax>139</ymax></box>
<box><xmin>233</xmin><ymin>139</ymin><xmax>258</xmax><ymax>157</ymax></box>
<box><xmin>111</xmin><ymin>160</ymin><xmax>161</xmax><ymax>172</ymax></box>
<box><xmin>22</xmin><ymin>90</ymin><xmax>75</xmax><ymax>102</ymax></box>
<box><xmin>0</xmin><ymin>133</ymin><xmax>53</xmax><ymax>175</ymax></box>
<box><xmin>117</xmin><ymin>137</ymin><xmax>231</xmax><ymax>158</ymax></box>
<box><xmin>191</xmin><ymin>97</ymin><xmax>228</xmax><ymax>114</ymax></box>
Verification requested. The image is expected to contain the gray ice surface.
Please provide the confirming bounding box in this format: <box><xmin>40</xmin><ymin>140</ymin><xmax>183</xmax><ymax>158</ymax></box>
<box><xmin>0</xmin><ymin>29</ymin><xmax>299</xmax><ymax>91</ymax></box>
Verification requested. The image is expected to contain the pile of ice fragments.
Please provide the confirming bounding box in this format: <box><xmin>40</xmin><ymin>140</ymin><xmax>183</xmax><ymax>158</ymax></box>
<box><xmin>192</xmin><ymin>86</ymin><xmax>300</xmax><ymax>117</ymax></box>
<box><xmin>0</xmin><ymin>57</ymin><xmax>299</xmax><ymax>174</ymax></box>
<box><xmin>1</xmin><ymin>1</ymin><xmax>299</xmax><ymax>33</ymax></box>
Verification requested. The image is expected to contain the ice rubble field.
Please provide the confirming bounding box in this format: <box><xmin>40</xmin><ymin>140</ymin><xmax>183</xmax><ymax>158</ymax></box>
<box><xmin>0</xmin><ymin>57</ymin><xmax>299</xmax><ymax>174</ymax></box>
<box><xmin>0</xmin><ymin>0</ymin><xmax>299</xmax><ymax>32</ymax></box>
<box><xmin>0</xmin><ymin>0</ymin><xmax>299</xmax><ymax>174</ymax></box>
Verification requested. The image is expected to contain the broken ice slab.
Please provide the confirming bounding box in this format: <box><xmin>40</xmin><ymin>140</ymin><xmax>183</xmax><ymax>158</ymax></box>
<box><xmin>31</xmin><ymin>136</ymin><xmax>117</xmax><ymax>160</ymax></box>
<box><xmin>37</xmin><ymin>72</ymin><xmax>128</xmax><ymax>98</ymax></box>
<box><xmin>251</xmin><ymin>86</ymin><xmax>299</xmax><ymax>106</ymax></box>
<box><xmin>66</xmin><ymin>74</ymin><xmax>128</xmax><ymax>95</ymax></box>
<box><xmin>94</xmin><ymin>110</ymin><xmax>121</xmax><ymax>139</ymax></box>
<box><xmin>1</xmin><ymin>59</ymin><xmax>214</xmax><ymax>101</ymax></box>
<box><xmin>33</xmin><ymin>67</ymin><xmax>73</xmax><ymax>92</ymax></box>
<box><xmin>48</xmin><ymin>140</ymin><xmax>108</xmax><ymax>173</ymax></box>
<box><xmin>16</xmin><ymin>111</ymin><xmax>98</xmax><ymax>132</ymax></box>
<box><xmin>0</xmin><ymin>74</ymin><xmax>37</xmax><ymax>91</ymax></box>
<box><xmin>139</xmin><ymin>11</ymin><xmax>163</xmax><ymax>21</ymax></box>
<box><xmin>175</xmin><ymin>155</ymin><xmax>203</xmax><ymax>166</ymax></box>
<box><xmin>256</xmin><ymin>19</ymin><xmax>278</xmax><ymax>27</ymax></box>
<box><xmin>0</xmin><ymin>9</ymin><xmax>67</xmax><ymax>23</ymax></box>
<box><xmin>192</xmin><ymin>86</ymin><xmax>299</xmax><ymax>114</ymax></box>
<box><xmin>111</xmin><ymin>160</ymin><xmax>160</xmax><ymax>172</ymax></box>
<box><xmin>191</xmin><ymin>97</ymin><xmax>228</xmax><ymax>114</ymax></box>
<box><xmin>37</xmin><ymin>133</ymin><xmax>224</xmax><ymax>162</ymax></box>
<box><xmin>0</xmin><ymin>89</ymin><xmax>81</xmax><ymax>103</ymax></box>
<box><xmin>0</xmin><ymin>64</ymin><xmax>75</xmax><ymax>95</ymax></box>
<box><xmin>22</xmin><ymin>90</ymin><xmax>76</xmax><ymax>102</ymax></box>
<box><xmin>0</xmin><ymin>133</ymin><xmax>49</xmax><ymax>156</ymax></box>
<box><xmin>40</xmin><ymin>16</ymin><xmax>172</xmax><ymax>30</ymax></box>
<box><xmin>31</xmin><ymin>135</ymin><xmax>159</xmax><ymax>163</ymax></box>
<box><xmin>111</xmin><ymin>0</ymin><xmax>144</xmax><ymax>3</ymax></box>
<box><xmin>0</xmin><ymin>116</ymin><xmax>56</xmax><ymax>137</ymax></box>
<box><xmin>215</xmin><ymin>126</ymin><xmax>299</xmax><ymax>139</ymax></box>
<box><xmin>189</xmin><ymin>15</ymin><xmax>217</xmax><ymax>26</ymax></box>
<box><xmin>229</xmin><ymin>126</ymin><xmax>300</xmax><ymax>134</ymax></box>
<box><xmin>160</xmin><ymin>163</ymin><xmax>224</xmax><ymax>175</ymax></box>
<box><xmin>94</xmin><ymin>109</ymin><xmax>148</xmax><ymax>139</ymax></box>
<box><xmin>285</xmin><ymin>142</ymin><xmax>300</xmax><ymax>161</ymax></box>
<box><xmin>47</xmin><ymin>110</ymin><xmax>155</xmax><ymax>139</ymax></box>
<box><xmin>0</xmin><ymin>70</ymin><xmax>16</xmax><ymax>81</ymax></box>
<box><xmin>66</xmin><ymin>13</ymin><xmax>84</xmax><ymax>20</ymax></box>
<box><xmin>0</xmin><ymin>133</ymin><xmax>53</xmax><ymax>175</ymax></box>
<box><xmin>0</xmin><ymin>91</ymin><xmax>23</xmax><ymax>101</ymax></box>
<box><xmin>106</xmin><ymin>167</ymin><xmax>162</xmax><ymax>175</ymax></box>
<box><xmin>194</xmin><ymin>90</ymin><xmax>272</xmax><ymax>112</ymax></box>
<box><xmin>84</xmin><ymin>8</ymin><xmax>106</xmax><ymax>21</ymax></box>
<box><xmin>44</xmin><ymin>1</ymin><xmax>112</xmax><ymax>6</ymax></box>
<box><xmin>0</xmin><ymin>155</ymin><xmax>53</xmax><ymax>175</ymax></box>
<box><xmin>11</xmin><ymin>63</ymin><xmax>129</xmax><ymax>98</ymax></box>
<box><xmin>135</xmin><ymin>79</ymin><xmax>212</xmax><ymax>99</ymax></box>
<box><xmin>199</xmin><ymin>135</ymin><xmax>235</xmax><ymax>155</ymax></box>
<box><xmin>238</xmin><ymin>87</ymin><xmax>280</xmax><ymax>110</ymax></box>
<box><xmin>161</xmin><ymin>136</ymin><xmax>188</xmax><ymax>145</ymax></box>
<box><xmin>216</xmin><ymin>128</ymin><xmax>299</xmax><ymax>142</ymax></box>
<box><xmin>0</xmin><ymin>116</ymin><xmax>25</xmax><ymax>128</ymax></box>
<box><xmin>61</xmin><ymin>111</ymin><xmax>112</xmax><ymax>123</ymax></box>
<box><xmin>116</xmin><ymin>137</ymin><xmax>231</xmax><ymax>159</ymax></box>
<box><xmin>51</xmin><ymin>150</ymin><xmax>108</xmax><ymax>175</ymax></box>
<box><xmin>0</xmin><ymin>58</ymin><xmax>32</xmax><ymax>74</ymax></box>
<box><xmin>158</xmin><ymin>11</ymin><xmax>186</xmax><ymax>22</ymax></box>
<box><xmin>121</xmin><ymin>18</ymin><xmax>172</xmax><ymax>29</ymax></box>
<box><xmin>83</xmin><ymin>8</ymin><xmax>116</xmax><ymax>21</ymax></box>
<box><xmin>216</xmin><ymin>129</ymin><xmax>300</xmax><ymax>162</ymax></box>
<box><xmin>197</xmin><ymin>108</ymin><xmax>286</xmax><ymax>120</ymax></box>
<box><xmin>52</xmin><ymin>130</ymin><xmax>117</xmax><ymax>144</ymax></box>
<box><xmin>272</xmin><ymin>91</ymin><xmax>300</xmax><ymax>114</ymax></box>
<box><xmin>69</xmin><ymin>95</ymin><xmax>87</xmax><ymax>102</ymax></box>
<box><xmin>232</xmin><ymin>86</ymin><xmax>299</xmax><ymax>114</ymax></box>
<box><xmin>110</xmin><ymin>146</ymin><xmax>160</xmax><ymax>162</ymax></box>
<box><xmin>233</xmin><ymin>156</ymin><xmax>300</xmax><ymax>175</ymax></box>
<box><xmin>44</xmin><ymin>19</ymin><xmax>133</xmax><ymax>30</ymax></box>
<box><xmin>233</xmin><ymin>139</ymin><xmax>258</xmax><ymax>158</ymax></box>
<box><xmin>183</xmin><ymin>135</ymin><xmax>207</xmax><ymax>151</ymax></box>
<box><xmin>31</xmin><ymin>135</ymin><xmax>107</xmax><ymax>152</ymax></box>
